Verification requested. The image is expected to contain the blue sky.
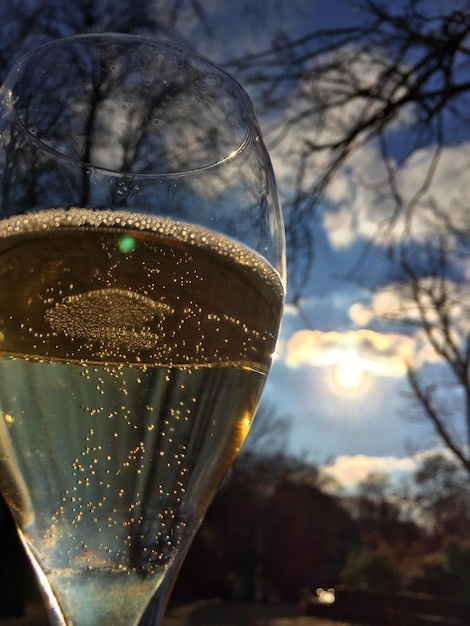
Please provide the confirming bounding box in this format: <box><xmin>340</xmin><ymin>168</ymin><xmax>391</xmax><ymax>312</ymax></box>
<box><xmin>205</xmin><ymin>0</ymin><xmax>470</xmax><ymax>492</ymax></box>
<box><xmin>271</xmin><ymin>132</ymin><xmax>470</xmax><ymax>471</ymax></box>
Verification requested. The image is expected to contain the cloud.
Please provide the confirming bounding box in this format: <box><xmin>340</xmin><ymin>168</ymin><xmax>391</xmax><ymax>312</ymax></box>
<box><xmin>259</xmin><ymin>43</ymin><xmax>454</xmax><ymax>259</ymax></box>
<box><xmin>266</xmin><ymin>45</ymin><xmax>407</xmax><ymax>202</ymax></box>
<box><xmin>352</xmin><ymin>279</ymin><xmax>469</xmax><ymax>327</ymax></box>
<box><xmin>349</xmin><ymin>302</ymin><xmax>373</xmax><ymax>326</ymax></box>
<box><xmin>285</xmin><ymin>327</ymin><xmax>419</xmax><ymax>377</ymax></box>
<box><xmin>323</xmin><ymin>141</ymin><xmax>470</xmax><ymax>250</ymax></box>
<box><xmin>320</xmin><ymin>447</ymin><xmax>462</xmax><ymax>494</ymax></box>
<box><xmin>320</xmin><ymin>453</ymin><xmax>416</xmax><ymax>492</ymax></box>
<box><xmin>349</xmin><ymin>278</ymin><xmax>470</xmax><ymax>365</ymax></box>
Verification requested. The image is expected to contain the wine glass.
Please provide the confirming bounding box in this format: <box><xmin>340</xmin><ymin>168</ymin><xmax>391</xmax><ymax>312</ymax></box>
<box><xmin>0</xmin><ymin>34</ymin><xmax>285</xmax><ymax>626</ymax></box>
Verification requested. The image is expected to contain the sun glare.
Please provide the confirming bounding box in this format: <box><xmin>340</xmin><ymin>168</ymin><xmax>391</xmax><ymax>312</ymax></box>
<box><xmin>332</xmin><ymin>349</ymin><xmax>366</xmax><ymax>392</ymax></box>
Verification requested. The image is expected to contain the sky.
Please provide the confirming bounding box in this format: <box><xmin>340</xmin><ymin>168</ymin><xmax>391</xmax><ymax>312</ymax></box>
<box><xmin>216</xmin><ymin>0</ymin><xmax>470</xmax><ymax>493</ymax></box>
<box><xmin>111</xmin><ymin>0</ymin><xmax>469</xmax><ymax>494</ymax></box>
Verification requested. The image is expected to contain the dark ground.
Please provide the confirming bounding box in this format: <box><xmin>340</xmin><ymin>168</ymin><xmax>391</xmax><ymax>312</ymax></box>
<box><xmin>2</xmin><ymin>600</ymin><xmax>354</xmax><ymax>625</ymax></box>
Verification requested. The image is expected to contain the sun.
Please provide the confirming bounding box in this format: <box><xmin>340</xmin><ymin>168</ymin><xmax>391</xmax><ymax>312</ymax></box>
<box><xmin>332</xmin><ymin>349</ymin><xmax>366</xmax><ymax>392</ymax></box>
<box><xmin>333</xmin><ymin>361</ymin><xmax>365</xmax><ymax>391</ymax></box>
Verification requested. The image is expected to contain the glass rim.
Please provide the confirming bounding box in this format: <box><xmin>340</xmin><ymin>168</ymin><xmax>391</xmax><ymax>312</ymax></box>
<box><xmin>2</xmin><ymin>32</ymin><xmax>256</xmax><ymax>179</ymax></box>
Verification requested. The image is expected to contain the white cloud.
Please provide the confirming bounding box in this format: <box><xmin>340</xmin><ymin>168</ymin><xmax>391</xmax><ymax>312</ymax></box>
<box><xmin>320</xmin><ymin>447</ymin><xmax>462</xmax><ymax>494</ymax></box>
<box><xmin>350</xmin><ymin>277</ymin><xmax>470</xmax><ymax>365</ymax></box>
<box><xmin>320</xmin><ymin>453</ymin><xmax>416</xmax><ymax>492</ymax></box>
<box><xmin>323</xmin><ymin>141</ymin><xmax>470</xmax><ymax>250</ymax></box>
<box><xmin>285</xmin><ymin>327</ymin><xmax>424</xmax><ymax>377</ymax></box>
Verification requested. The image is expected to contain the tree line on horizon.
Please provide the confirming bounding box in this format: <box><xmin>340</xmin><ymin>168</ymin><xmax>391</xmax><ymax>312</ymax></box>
<box><xmin>172</xmin><ymin>420</ymin><xmax>470</xmax><ymax>607</ymax></box>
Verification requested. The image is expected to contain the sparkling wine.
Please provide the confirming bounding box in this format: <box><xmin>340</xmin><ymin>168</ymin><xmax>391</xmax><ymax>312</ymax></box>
<box><xmin>0</xmin><ymin>209</ymin><xmax>284</xmax><ymax>625</ymax></box>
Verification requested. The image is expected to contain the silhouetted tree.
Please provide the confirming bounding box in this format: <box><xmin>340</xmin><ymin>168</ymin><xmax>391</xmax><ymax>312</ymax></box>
<box><xmin>414</xmin><ymin>452</ymin><xmax>470</xmax><ymax>534</ymax></box>
<box><xmin>262</xmin><ymin>476</ymin><xmax>359</xmax><ymax>602</ymax></box>
<box><xmin>367</xmin><ymin>232</ymin><xmax>470</xmax><ymax>476</ymax></box>
<box><xmin>224</xmin><ymin>0</ymin><xmax>470</xmax><ymax>296</ymax></box>
<box><xmin>355</xmin><ymin>471</ymin><xmax>400</xmax><ymax>524</ymax></box>
<box><xmin>174</xmin><ymin>456</ymin><xmax>359</xmax><ymax>604</ymax></box>
<box><xmin>340</xmin><ymin>543</ymin><xmax>402</xmax><ymax>593</ymax></box>
<box><xmin>406</xmin><ymin>536</ymin><xmax>470</xmax><ymax>602</ymax></box>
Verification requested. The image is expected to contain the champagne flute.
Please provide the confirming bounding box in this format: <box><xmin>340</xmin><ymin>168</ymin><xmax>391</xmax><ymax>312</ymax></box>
<box><xmin>0</xmin><ymin>34</ymin><xmax>285</xmax><ymax>626</ymax></box>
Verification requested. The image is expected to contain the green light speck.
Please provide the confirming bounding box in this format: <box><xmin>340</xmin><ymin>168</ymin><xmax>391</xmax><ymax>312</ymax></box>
<box><xmin>119</xmin><ymin>235</ymin><xmax>136</xmax><ymax>254</ymax></box>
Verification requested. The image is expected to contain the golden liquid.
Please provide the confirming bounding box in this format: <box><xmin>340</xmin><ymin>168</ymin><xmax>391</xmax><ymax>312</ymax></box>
<box><xmin>0</xmin><ymin>208</ymin><xmax>284</xmax><ymax>625</ymax></box>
